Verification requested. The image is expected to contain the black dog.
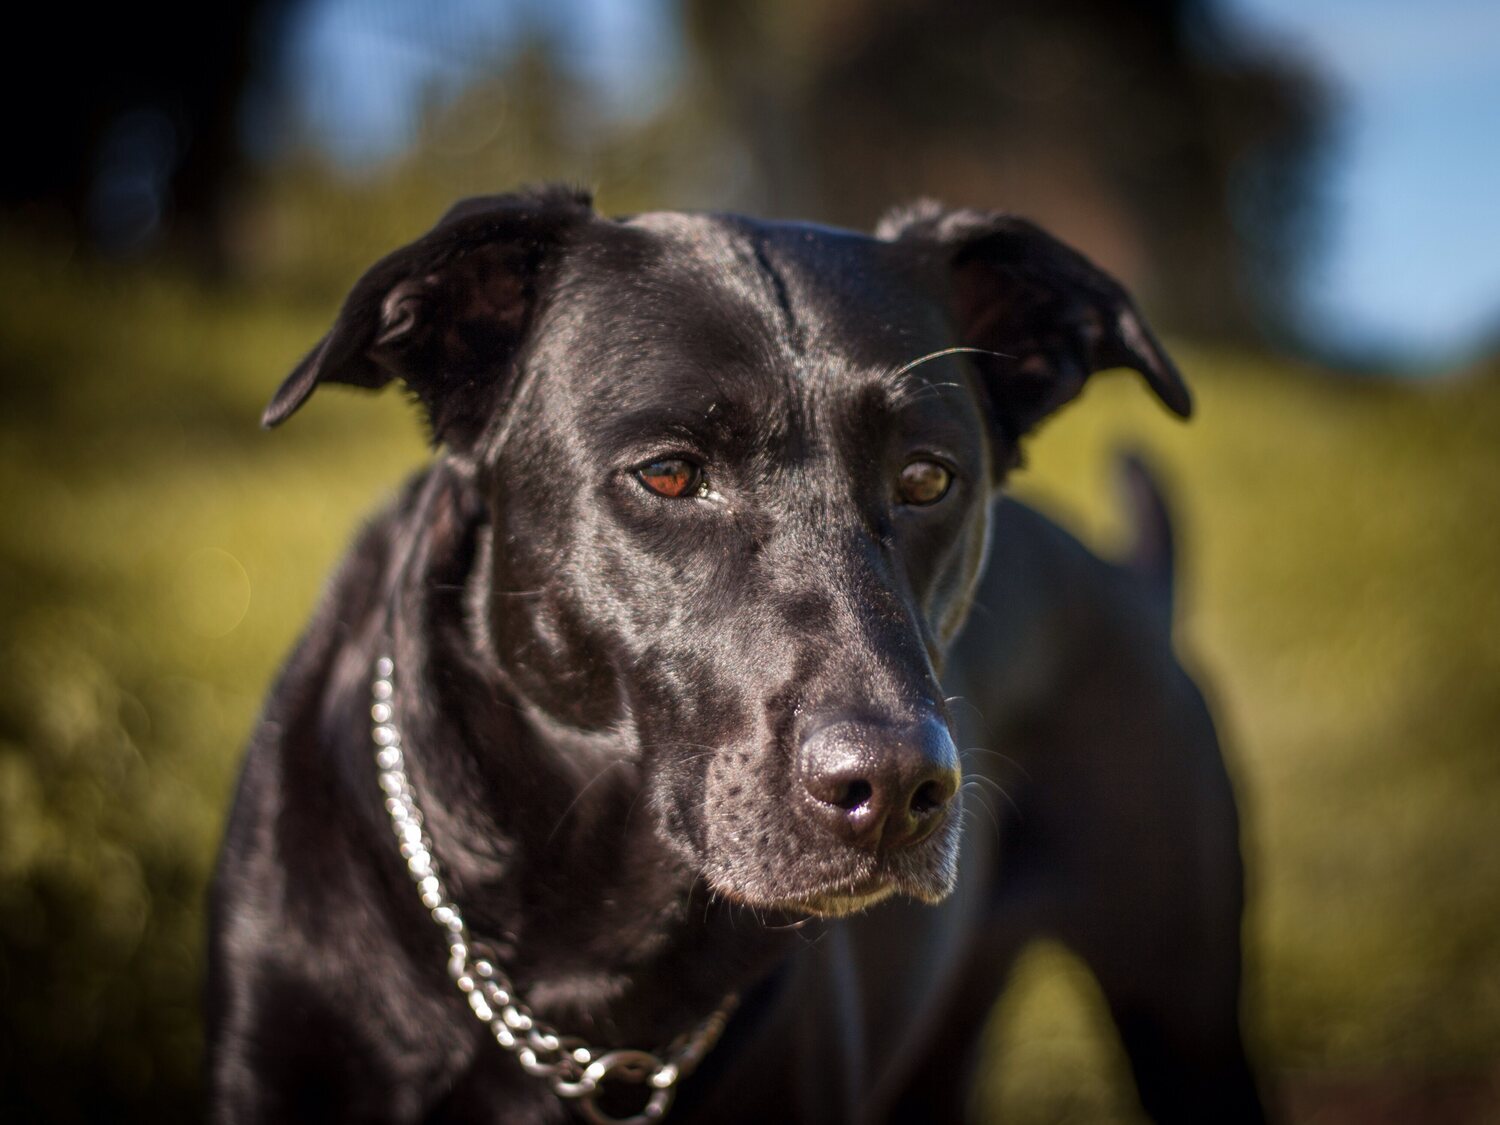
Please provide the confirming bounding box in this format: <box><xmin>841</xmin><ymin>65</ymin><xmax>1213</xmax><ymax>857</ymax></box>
<box><xmin>207</xmin><ymin>187</ymin><xmax>1265</xmax><ymax>1123</ymax></box>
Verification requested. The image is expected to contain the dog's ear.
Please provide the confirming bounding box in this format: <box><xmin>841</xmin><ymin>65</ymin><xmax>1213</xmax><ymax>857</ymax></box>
<box><xmin>262</xmin><ymin>185</ymin><xmax>595</xmax><ymax>448</ymax></box>
<box><xmin>878</xmin><ymin>202</ymin><xmax>1191</xmax><ymax>451</ymax></box>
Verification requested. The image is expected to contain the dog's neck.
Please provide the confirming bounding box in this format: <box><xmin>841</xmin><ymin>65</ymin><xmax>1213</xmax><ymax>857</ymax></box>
<box><xmin>366</xmin><ymin>462</ymin><xmax>798</xmax><ymax>1048</ymax></box>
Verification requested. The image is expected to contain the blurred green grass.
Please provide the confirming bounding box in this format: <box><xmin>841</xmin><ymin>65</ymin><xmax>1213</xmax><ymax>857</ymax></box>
<box><xmin>1</xmin><ymin>242</ymin><xmax>1497</xmax><ymax>1122</ymax></box>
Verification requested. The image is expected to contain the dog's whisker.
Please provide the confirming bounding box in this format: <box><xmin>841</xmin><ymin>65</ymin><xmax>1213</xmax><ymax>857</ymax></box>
<box><xmin>634</xmin><ymin>741</ymin><xmax>724</xmax><ymax>758</ymax></box>
<box><xmin>890</xmin><ymin>380</ymin><xmax>967</xmax><ymax>409</ymax></box>
<box><xmin>958</xmin><ymin>793</ymin><xmax>1003</xmax><ymax>841</ymax></box>
<box><xmin>545</xmin><ymin>760</ymin><xmax>629</xmax><ymax>844</ymax></box>
<box><xmin>961</xmin><ymin>773</ymin><xmax>1003</xmax><ymax>795</ymax></box>
<box><xmin>879</xmin><ymin>345</ymin><xmax>1012</xmax><ymax>409</ymax></box>
<box><xmin>944</xmin><ymin>694</ymin><xmax>990</xmax><ymax>727</ymax></box>
<box><xmin>766</xmin><ymin>918</ymin><xmax>806</xmax><ymax>933</ymax></box>
<box><xmin>962</xmin><ymin>775</ymin><xmax>1020</xmax><ymax>820</ymax></box>
<box><xmin>956</xmin><ymin>805</ymin><xmax>999</xmax><ymax>847</ymax></box>
<box><xmin>620</xmin><ymin>777</ymin><xmax>656</xmax><ymax>836</ymax></box>
<box><xmin>961</xmin><ymin>745</ymin><xmax>1030</xmax><ymax>778</ymax></box>
<box><xmin>959</xmin><ymin>781</ymin><xmax>999</xmax><ymax>816</ymax></box>
<box><xmin>885</xmin><ymin>345</ymin><xmax>1014</xmax><ymax>383</ymax></box>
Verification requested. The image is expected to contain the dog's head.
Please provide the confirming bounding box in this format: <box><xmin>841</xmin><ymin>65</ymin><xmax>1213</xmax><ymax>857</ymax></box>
<box><xmin>266</xmin><ymin>187</ymin><xmax>1188</xmax><ymax>917</ymax></box>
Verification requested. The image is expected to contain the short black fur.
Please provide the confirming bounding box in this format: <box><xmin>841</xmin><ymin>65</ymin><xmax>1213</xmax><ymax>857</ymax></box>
<box><xmin>209</xmin><ymin>188</ymin><xmax>1265</xmax><ymax>1123</ymax></box>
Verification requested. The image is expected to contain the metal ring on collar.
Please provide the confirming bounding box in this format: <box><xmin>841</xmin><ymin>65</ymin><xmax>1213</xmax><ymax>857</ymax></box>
<box><xmin>573</xmin><ymin>1049</ymin><xmax>675</xmax><ymax>1125</ymax></box>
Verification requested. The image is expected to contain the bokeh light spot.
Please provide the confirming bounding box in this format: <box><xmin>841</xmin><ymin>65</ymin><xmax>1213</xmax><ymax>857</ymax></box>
<box><xmin>176</xmin><ymin>549</ymin><xmax>251</xmax><ymax>639</ymax></box>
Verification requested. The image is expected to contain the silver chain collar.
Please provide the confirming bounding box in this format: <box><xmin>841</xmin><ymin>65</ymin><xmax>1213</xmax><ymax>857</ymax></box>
<box><xmin>370</xmin><ymin>655</ymin><xmax>739</xmax><ymax>1125</ymax></box>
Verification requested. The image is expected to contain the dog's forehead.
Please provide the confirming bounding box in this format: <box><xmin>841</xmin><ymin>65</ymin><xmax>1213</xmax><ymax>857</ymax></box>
<box><xmin>589</xmin><ymin>211</ymin><xmax>948</xmax><ymax>368</ymax></box>
<box><xmin>530</xmin><ymin>210</ymin><xmax>960</xmax><ymax>429</ymax></box>
<box><xmin>627</xmin><ymin>210</ymin><xmax>946</xmax><ymax>344</ymax></box>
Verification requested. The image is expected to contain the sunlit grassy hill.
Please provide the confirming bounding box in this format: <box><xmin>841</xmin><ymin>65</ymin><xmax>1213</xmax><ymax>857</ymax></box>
<box><xmin>2</xmin><ymin>244</ymin><xmax>1497</xmax><ymax>1122</ymax></box>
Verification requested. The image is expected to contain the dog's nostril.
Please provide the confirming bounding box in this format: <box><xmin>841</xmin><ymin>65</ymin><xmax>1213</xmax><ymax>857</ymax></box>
<box><xmin>800</xmin><ymin>715</ymin><xmax>959</xmax><ymax>850</ymax></box>
<box><xmin>832</xmin><ymin>778</ymin><xmax>873</xmax><ymax>811</ymax></box>
<box><xmin>909</xmin><ymin>779</ymin><xmax>946</xmax><ymax>815</ymax></box>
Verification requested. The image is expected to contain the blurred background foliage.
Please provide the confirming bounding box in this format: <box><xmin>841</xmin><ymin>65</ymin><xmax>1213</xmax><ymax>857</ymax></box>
<box><xmin>1</xmin><ymin>0</ymin><xmax>1498</xmax><ymax>1121</ymax></box>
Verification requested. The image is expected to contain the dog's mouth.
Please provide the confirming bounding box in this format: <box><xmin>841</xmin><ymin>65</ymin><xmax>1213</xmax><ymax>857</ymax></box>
<box><xmin>703</xmin><ymin>816</ymin><xmax>962</xmax><ymax>920</ymax></box>
<box><xmin>780</xmin><ymin>878</ymin><xmax>901</xmax><ymax>918</ymax></box>
<box><xmin>752</xmin><ymin>866</ymin><xmax>954</xmax><ymax>919</ymax></box>
<box><xmin>783</xmin><ymin>859</ymin><xmax>959</xmax><ymax>918</ymax></box>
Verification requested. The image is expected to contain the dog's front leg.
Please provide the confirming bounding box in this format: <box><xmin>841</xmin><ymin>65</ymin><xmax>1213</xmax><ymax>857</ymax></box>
<box><xmin>1067</xmin><ymin>907</ymin><xmax>1265</xmax><ymax>1124</ymax></box>
<box><xmin>1051</xmin><ymin>681</ymin><xmax>1270</xmax><ymax>1125</ymax></box>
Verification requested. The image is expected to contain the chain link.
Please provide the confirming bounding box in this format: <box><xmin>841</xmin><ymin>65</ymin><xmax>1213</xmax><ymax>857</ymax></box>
<box><xmin>372</xmin><ymin>656</ymin><xmax>738</xmax><ymax>1123</ymax></box>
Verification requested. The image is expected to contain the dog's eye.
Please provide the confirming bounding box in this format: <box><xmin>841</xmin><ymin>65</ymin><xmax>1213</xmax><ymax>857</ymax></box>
<box><xmin>637</xmin><ymin>458</ymin><xmax>704</xmax><ymax>499</ymax></box>
<box><xmin>897</xmin><ymin>459</ymin><xmax>953</xmax><ymax>506</ymax></box>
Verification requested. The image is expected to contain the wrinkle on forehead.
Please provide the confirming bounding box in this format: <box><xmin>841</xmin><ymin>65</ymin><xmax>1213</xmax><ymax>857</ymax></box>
<box><xmin>621</xmin><ymin>210</ymin><xmax>803</xmax><ymax>357</ymax></box>
<box><xmin>549</xmin><ymin>219</ymin><xmax>792</xmax><ymax>387</ymax></box>
<box><xmin>534</xmin><ymin>213</ymin><xmax>974</xmax><ymax>448</ymax></box>
<box><xmin>621</xmin><ymin>213</ymin><xmax>935</xmax><ymax>352</ymax></box>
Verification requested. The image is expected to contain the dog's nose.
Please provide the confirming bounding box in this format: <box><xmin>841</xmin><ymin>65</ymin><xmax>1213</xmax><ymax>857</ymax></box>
<box><xmin>799</xmin><ymin>715</ymin><xmax>960</xmax><ymax>852</ymax></box>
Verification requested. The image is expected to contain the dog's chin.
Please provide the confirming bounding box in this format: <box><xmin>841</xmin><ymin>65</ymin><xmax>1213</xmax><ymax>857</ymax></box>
<box><xmin>698</xmin><ymin>811</ymin><xmax>962</xmax><ymax>919</ymax></box>
<box><xmin>774</xmin><ymin>872</ymin><xmax>960</xmax><ymax>918</ymax></box>
<box><xmin>709</xmin><ymin>867</ymin><xmax>958</xmax><ymax>920</ymax></box>
<box><xmin>781</xmin><ymin>884</ymin><xmax>900</xmax><ymax>918</ymax></box>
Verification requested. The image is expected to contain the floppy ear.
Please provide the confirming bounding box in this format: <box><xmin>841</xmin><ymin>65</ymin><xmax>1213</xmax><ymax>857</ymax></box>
<box><xmin>262</xmin><ymin>185</ymin><xmax>595</xmax><ymax>448</ymax></box>
<box><xmin>878</xmin><ymin>202</ymin><xmax>1190</xmax><ymax>451</ymax></box>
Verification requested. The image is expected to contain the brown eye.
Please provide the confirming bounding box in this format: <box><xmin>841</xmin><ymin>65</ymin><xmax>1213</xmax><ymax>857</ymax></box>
<box><xmin>897</xmin><ymin>459</ymin><xmax>953</xmax><ymax>506</ymax></box>
<box><xmin>636</xmin><ymin>458</ymin><xmax>703</xmax><ymax>498</ymax></box>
